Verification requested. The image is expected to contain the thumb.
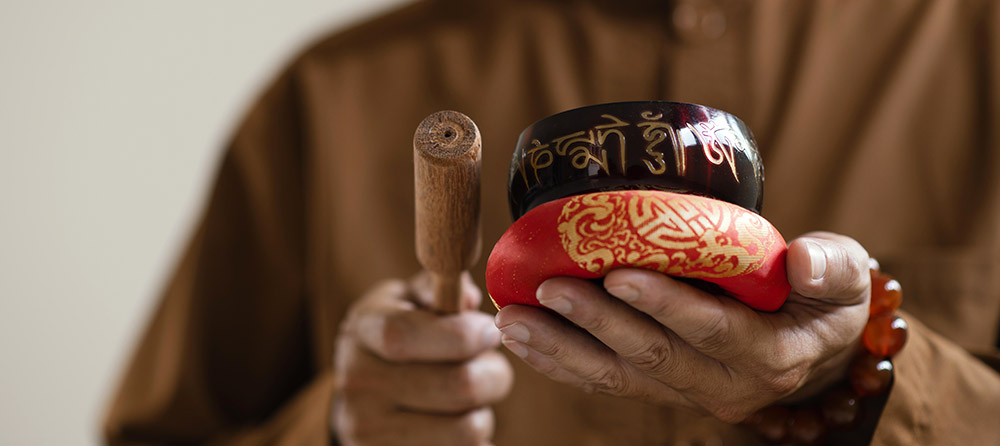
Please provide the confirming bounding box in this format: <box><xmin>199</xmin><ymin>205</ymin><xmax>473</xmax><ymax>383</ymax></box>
<box><xmin>786</xmin><ymin>231</ymin><xmax>870</xmax><ymax>305</ymax></box>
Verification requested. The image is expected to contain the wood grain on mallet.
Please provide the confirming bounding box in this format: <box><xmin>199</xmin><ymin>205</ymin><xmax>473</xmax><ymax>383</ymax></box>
<box><xmin>413</xmin><ymin>110</ymin><xmax>482</xmax><ymax>313</ymax></box>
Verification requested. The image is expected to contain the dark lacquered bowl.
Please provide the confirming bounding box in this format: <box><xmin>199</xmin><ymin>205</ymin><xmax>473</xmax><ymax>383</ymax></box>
<box><xmin>508</xmin><ymin>101</ymin><xmax>764</xmax><ymax>219</ymax></box>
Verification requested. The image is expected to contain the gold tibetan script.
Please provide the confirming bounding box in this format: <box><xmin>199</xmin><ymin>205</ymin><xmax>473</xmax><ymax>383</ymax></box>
<box><xmin>516</xmin><ymin>112</ymin><xmax>745</xmax><ymax>187</ymax></box>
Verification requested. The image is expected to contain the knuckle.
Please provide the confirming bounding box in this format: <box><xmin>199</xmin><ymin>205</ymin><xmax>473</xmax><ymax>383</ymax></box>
<box><xmin>832</xmin><ymin>251</ymin><xmax>869</xmax><ymax>295</ymax></box>
<box><xmin>341</xmin><ymin>302</ymin><xmax>372</xmax><ymax>336</ymax></box>
<box><xmin>537</xmin><ymin>342</ymin><xmax>588</xmax><ymax>378</ymax></box>
<box><xmin>383</xmin><ymin>278</ymin><xmax>410</xmax><ymax>296</ymax></box>
<box><xmin>753</xmin><ymin>348</ymin><xmax>809</xmax><ymax>396</ymax></box>
<box><xmin>377</xmin><ymin>316</ymin><xmax>410</xmax><ymax>360</ymax></box>
<box><xmin>408</xmin><ymin>271</ymin><xmax>432</xmax><ymax>294</ymax></box>
<box><xmin>627</xmin><ymin>339</ymin><xmax>699</xmax><ymax>391</ymax></box>
<box><xmin>585</xmin><ymin>363</ymin><xmax>631</xmax><ymax>395</ymax></box>
<box><xmin>367</xmin><ymin>279</ymin><xmax>410</xmax><ymax>307</ymax></box>
<box><xmin>629</xmin><ymin>342</ymin><xmax>670</xmax><ymax>370</ymax></box>
<box><xmin>815</xmin><ymin>241</ymin><xmax>869</xmax><ymax>298</ymax></box>
<box><xmin>455</xmin><ymin>409</ymin><xmax>493</xmax><ymax>444</ymax></box>
<box><xmin>449</xmin><ymin>363</ymin><xmax>483</xmax><ymax>409</ymax></box>
<box><xmin>451</xmin><ymin>317</ymin><xmax>486</xmax><ymax>355</ymax></box>
<box><xmin>585</xmin><ymin>313</ymin><xmax>618</xmax><ymax>335</ymax></box>
<box><xmin>687</xmin><ymin>313</ymin><xmax>733</xmax><ymax>355</ymax></box>
<box><xmin>762</xmin><ymin>369</ymin><xmax>805</xmax><ymax>396</ymax></box>
<box><xmin>748</xmin><ymin>357</ymin><xmax>805</xmax><ymax>397</ymax></box>
<box><xmin>533</xmin><ymin>337</ymin><xmax>568</xmax><ymax>360</ymax></box>
<box><xmin>629</xmin><ymin>343</ymin><xmax>682</xmax><ymax>380</ymax></box>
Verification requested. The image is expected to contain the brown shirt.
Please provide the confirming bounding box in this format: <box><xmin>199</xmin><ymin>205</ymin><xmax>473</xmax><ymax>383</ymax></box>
<box><xmin>104</xmin><ymin>0</ymin><xmax>1000</xmax><ymax>444</ymax></box>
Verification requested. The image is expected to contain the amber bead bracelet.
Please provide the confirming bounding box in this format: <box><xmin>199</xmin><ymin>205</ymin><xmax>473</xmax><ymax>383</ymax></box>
<box><xmin>743</xmin><ymin>262</ymin><xmax>909</xmax><ymax>445</ymax></box>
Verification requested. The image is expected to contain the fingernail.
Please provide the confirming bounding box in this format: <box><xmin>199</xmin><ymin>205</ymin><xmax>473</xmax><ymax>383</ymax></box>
<box><xmin>501</xmin><ymin>336</ymin><xmax>529</xmax><ymax>358</ymax></box>
<box><xmin>606</xmin><ymin>285</ymin><xmax>640</xmax><ymax>302</ymax></box>
<box><xmin>537</xmin><ymin>295</ymin><xmax>573</xmax><ymax>314</ymax></box>
<box><xmin>497</xmin><ymin>322</ymin><xmax>530</xmax><ymax>343</ymax></box>
<box><xmin>806</xmin><ymin>240</ymin><xmax>827</xmax><ymax>280</ymax></box>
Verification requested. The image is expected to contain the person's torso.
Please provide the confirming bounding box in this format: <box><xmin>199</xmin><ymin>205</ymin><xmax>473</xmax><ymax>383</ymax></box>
<box><xmin>291</xmin><ymin>1</ymin><xmax>1000</xmax><ymax>443</ymax></box>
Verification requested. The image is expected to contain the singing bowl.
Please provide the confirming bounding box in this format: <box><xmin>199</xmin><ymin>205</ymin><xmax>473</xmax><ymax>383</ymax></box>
<box><xmin>487</xmin><ymin>101</ymin><xmax>791</xmax><ymax>311</ymax></box>
<box><xmin>507</xmin><ymin>101</ymin><xmax>765</xmax><ymax>219</ymax></box>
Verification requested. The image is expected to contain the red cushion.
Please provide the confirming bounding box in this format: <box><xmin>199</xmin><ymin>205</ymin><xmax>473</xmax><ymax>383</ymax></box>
<box><xmin>486</xmin><ymin>190</ymin><xmax>790</xmax><ymax>311</ymax></box>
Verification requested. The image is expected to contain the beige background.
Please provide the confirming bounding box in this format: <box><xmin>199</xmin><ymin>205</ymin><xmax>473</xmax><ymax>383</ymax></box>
<box><xmin>0</xmin><ymin>0</ymin><xmax>408</xmax><ymax>443</ymax></box>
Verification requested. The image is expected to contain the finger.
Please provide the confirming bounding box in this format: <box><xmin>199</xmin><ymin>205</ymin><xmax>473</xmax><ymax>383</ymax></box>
<box><xmin>499</xmin><ymin>335</ymin><xmax>699</xmax><ymax>417</ymax></box>
<box><xmin>356</xmin><ymin>309</ymin><xmax>501</xmax><ymax>362</ymax></box>
<box><xmin>350</xmin><ymin>286</ymin><xmax>500</xmax><ymax>361</ymax></box>
<box><xmin>410</xmin><ymin>270</ymin><xmax>483</xmax><ymax>311</ymax></box>
<box><xmin>602</xmin><ymin>268</ymin><xmax>861</xmax><ymax>413</ymax></box>
<box><xmin>786</xmin><ymin>231</ymin><xmax>870</xmax><ymax>305</ymax></box>
<box><xmin>533</xmin><ymin>277</ymin><xmax>727</xmax><ymax>394</ymax></box>
<box><xmin>495</xmin><ymin>303</ymin><xmax>692</xmax><ymax>408</ymax></box>
<box><xmin>603</xmin><ymin>268</ymin><xmax>762</xmax><ymax>363</ymax></box>
<box><xmin>499</xmin><ymin>336</ymin><xmax>590</xmax><ymax>388</ymax></box>
<box><xmin>334</xmin><ymin>341</ymin><xmax>506</xmax><ymax>433</ymax></box>
<box><xmin>336</xmin><ymin>401</ymin><xmax>494</xmax><ymax>446</ymax></box>
<box><xmin>389</xmin><ymin>350</ymin><xmax>514</xmax><ymax>414</ymax></box>
<box><xmin>346</xmin><ymin>279</ymin><xmax>416</xmax><ymax>316</ymax></box>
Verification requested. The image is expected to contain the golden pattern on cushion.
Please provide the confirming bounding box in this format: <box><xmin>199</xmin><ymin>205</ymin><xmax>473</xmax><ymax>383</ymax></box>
<box><xmin>557</xmin><ymin>191</ymin><xmax>775</xmax><ymax>279</ymax></box>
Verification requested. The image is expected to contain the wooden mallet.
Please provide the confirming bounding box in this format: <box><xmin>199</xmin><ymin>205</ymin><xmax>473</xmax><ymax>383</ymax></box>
<box><xmin>413</xmin><ymin>110</ymin><xmax>482</xmax><ymax>314</ymax></box>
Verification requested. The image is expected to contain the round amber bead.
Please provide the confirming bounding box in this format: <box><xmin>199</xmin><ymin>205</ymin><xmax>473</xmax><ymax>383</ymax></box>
<box><xmin>747</xmin><ymin>405</ymin><xmax>791</xmax><ymax>443</ymax></box>
<box><xmin>863</xmin><ymin>314</ymin><xmax>909</xmax><ymax>356</ymax></box>
<box><xmin>849</xmin><ymin>354</ymin><xmax>893</xmax><ymax>396</ymax></box>
<box><xmin>868</xmin><ymin>258</ymin><xmax>881</xmax><ymax>271</ymax></box>
<box><xmin>821</xmin><ymin>387</ymin><xmax>861</xmax><ymax>428</ymax></box>
<box><xmin>869</xmin><ymin>271</ymin><xmax>903</xmax><ymax>317</ymax></box>
<box><xmin>788</xmin><ymin>408</ymin><xmax>826</xmax><ymax>444</ymax></box>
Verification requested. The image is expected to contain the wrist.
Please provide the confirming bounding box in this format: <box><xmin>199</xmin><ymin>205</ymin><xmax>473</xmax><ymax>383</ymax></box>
<box><xmin>743</xmin><ymin>264</ymin><xmax>908</xmax><ymax>444</ymax></box>
<box><xmin>782</xmin><ymin>342</ymin><xmax>862</xmax><ymax>404</ymax></box>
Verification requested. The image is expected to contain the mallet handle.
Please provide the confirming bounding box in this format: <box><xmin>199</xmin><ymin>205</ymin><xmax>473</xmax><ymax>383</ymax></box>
<box><xmin>413</xmin><ymin>111</ymin><xmax>482</xmax><ymax>313</ymax></box>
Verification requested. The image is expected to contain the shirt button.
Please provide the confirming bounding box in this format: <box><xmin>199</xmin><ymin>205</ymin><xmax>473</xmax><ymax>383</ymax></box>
<box><xmin>671</xmin><ymin>0</ymin><xmax>728</xmax><ymax>42</ymax></box>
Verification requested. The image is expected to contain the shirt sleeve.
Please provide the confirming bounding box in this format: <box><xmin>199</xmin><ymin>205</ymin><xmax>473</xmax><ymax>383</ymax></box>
<box><xmin>102</xmin><ymin>59</ymin><xmax>334</xmax><ymax>446</ymax></box>
<box><xmin>873</xmin><ymin>313</ymin><xmax>1000</xmax><ymax>444</ymax></box>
